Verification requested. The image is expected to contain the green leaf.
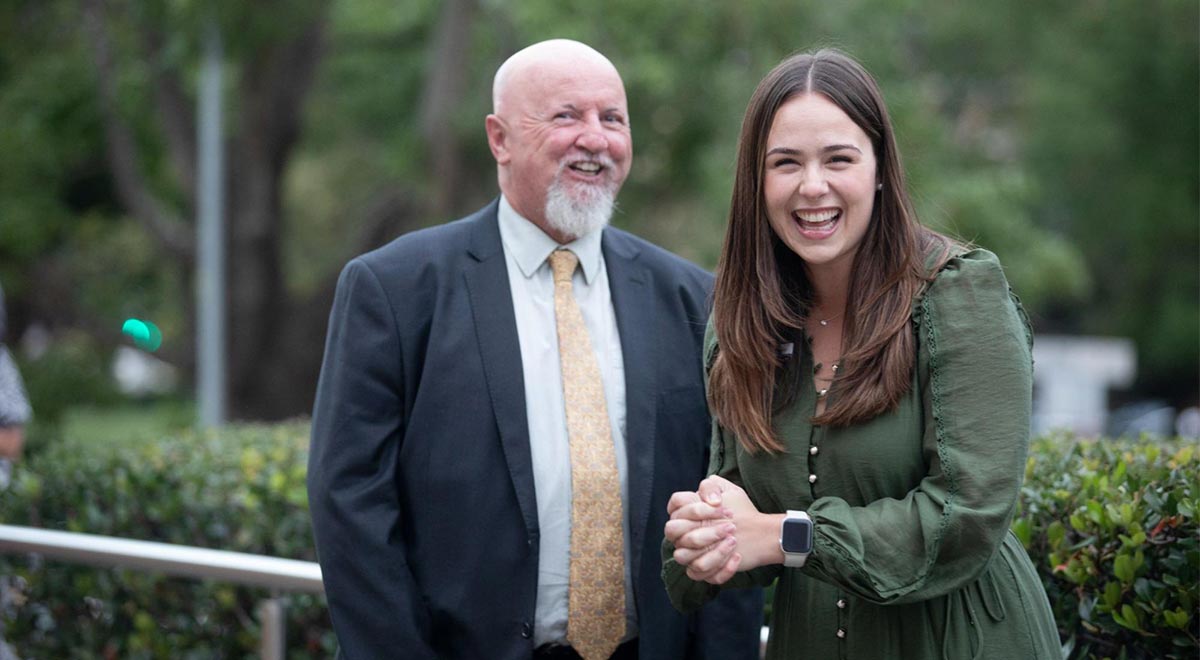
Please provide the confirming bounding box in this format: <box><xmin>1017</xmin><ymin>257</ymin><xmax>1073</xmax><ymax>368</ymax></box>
<box><xmin>1012</xmin><ymin>518</ymin><xmax>1032</xmax><ymax>547</ymax></box>
<box><xmin>1065</xmin><ymin>556</ymin><xmax>1091</xmax><ymax>585</ymax></box>
<box><xmin>1047</xmin><ymin>520</ymin><xmax>1066</xmax><ymax>550</ymax></box>
<box><xmin>1128</xmin><ymin>529</ymin><xmax>1146</xmax><ymax>547</ymax></box>
<box><xmin>1113</xmin><ymin>553</ymin><xmax>1135</xmax><ymax>584</ymax></box>
<box><xmin>1106</xmin><ymin>503</ymin><xmax>1123</xmax><ymax>526</ymax></box>
<box><xmin>1102</xmin><ymin>581</ymin><xmax>1122</xmax><ymax>610</ymax></box>
<box><xmin>1113</xmin><ymin>604</ymin><xmax>1143</xmax><ymax>632</ymax></box>
<box><xmin>1112</xmin><ymin>460</ymin><xmax>1127</xmax><ymax>483</ymax></box>
<box><xmin>1145</xmin><ymin>445</ymin><xmax>1161</xmax><ymax>464</ymax></box>
<box><xmin>1119</xmin><ymin>503</ymin><xmax>1134</xmax><ymax>527</ymax></box>
<box><xmin>1179</xmin><ymin>499</ymin><xmax>1195</xmax><ymax>518</ymax></box>
<box><xmin>1132</xmin><ymin>577</ymin><xmax>1152</xmax><ymax>601</ymax></box>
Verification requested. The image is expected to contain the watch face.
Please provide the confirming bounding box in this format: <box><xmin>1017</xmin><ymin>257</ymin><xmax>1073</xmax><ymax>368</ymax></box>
<box><xmin>781</xmin><ymin>518</ymin><xmax>813</xmax><ymax>554</ymax></box>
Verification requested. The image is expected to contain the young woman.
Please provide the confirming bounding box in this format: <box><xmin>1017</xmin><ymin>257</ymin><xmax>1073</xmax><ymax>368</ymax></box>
<box><xmin>662</xmin><ymin>49</ymin><xmax>1060</xmax><ymax>659</ymax></box>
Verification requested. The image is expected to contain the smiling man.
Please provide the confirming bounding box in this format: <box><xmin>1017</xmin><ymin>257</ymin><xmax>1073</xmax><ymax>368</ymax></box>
<box><xmin>307</xmin><ymin>40</ymin><xmax>761</xmax><ymax>660</ymax></box>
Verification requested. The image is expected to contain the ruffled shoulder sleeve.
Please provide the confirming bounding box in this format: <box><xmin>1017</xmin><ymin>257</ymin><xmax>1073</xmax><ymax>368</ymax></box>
<box><xmin>913</xmin><ymin>246</ymin><xmax>1032</xmax><ymax>347</ymax></box>
<box><xmin>916</xmin><ymin>247</ymin><xmax>1033</xmax><ymax>377</ymax></box>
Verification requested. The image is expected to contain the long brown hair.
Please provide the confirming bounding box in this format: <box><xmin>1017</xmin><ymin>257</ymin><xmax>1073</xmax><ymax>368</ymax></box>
<box><xmin>709</xmin><ymin>49</ymin><xmax>952</xmax><ymax>454</ymax></box>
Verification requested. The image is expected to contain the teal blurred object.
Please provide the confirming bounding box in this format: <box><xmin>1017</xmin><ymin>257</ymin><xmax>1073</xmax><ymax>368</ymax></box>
<box><xmin>121</xmin><ymin>318</ymin><xmax>162</xmax><ymax>352</ymax></box>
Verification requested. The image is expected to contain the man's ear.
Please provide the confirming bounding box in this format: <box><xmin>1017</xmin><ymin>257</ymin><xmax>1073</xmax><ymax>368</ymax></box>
<box><xmin>485</xmin><ymin>115</ymin><xmax>510</xmax><ymax>165</ymax></box>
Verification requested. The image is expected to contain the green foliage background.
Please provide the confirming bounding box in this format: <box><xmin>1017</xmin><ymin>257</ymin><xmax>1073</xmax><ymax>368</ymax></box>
<box><xmin>0</xmin><ymin>0</ymin><xmax>1195</xmax><ymax>413</ymax></box>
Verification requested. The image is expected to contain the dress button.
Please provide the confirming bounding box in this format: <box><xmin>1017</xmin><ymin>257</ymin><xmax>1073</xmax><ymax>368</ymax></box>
<box><xmin>808</xmin><ymin>474</ymin><xmax>818</xmax><ymax>484</ymax></box>
<box><xmin>836</xmin><ymin>628</ymin><xmax>846</xmax><ymax>639</ymax></box>
<box><xmin>521</xmin><ymin>621</ymin><xmax>532</xmax><ymax>638</ymax></box>
<box><xmin>837</xmin><ymin>599</ymin><xmax>846</xmax><ymax>609</ymax></box>
<box><xmin>809</xmin><ymin>445</ymin><xmax>819</xmax><ymax>456</ymax></box>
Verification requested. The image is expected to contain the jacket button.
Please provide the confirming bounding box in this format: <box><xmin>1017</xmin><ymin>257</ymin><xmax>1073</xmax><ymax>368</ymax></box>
<box><xmin>837</xmin><ymin>599</ymin><xmax>846</xmax><ymax>609</ymax></box>
<box><xmin>808</xmin><ymin>474</ymin><xmax>818</xmax><ymax>484</ymax></box>
<box><xmin>521</xmin><ymin>621</ymin><xmax>532</xmax><ymax>638</ymax></box>
<box><xmin>809</xmin><ymin>445</ymin><xmax>819</xmax><ymax>456</ymax></box>
<box><xmin>836</xmin><ymin>628</ymin><xmax>846</xmax><ymax>639</ymax></box>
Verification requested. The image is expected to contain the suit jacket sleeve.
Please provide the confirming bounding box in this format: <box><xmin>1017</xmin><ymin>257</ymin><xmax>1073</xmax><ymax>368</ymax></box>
<box><xmin>308</xmin><ymin>258</ymin><xmax>436</xmax><ymax>659</ymax></box>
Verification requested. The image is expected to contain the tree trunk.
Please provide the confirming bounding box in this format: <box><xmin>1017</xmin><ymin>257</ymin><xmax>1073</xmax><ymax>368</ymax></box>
<box><xmin>420</xmin><ymin>0</ymin><xmax>479</xmax><ymax>218</ymax></box>
<box><xmin>224</xmin><ymin>17</ymin><xmax>327</xmax><ymax>419</ymax></box>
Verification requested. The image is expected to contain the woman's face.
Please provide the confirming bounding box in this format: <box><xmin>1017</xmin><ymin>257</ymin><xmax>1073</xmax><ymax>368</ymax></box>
<box><xmin>762</xmin><ymin>93</ymin><xmax>878</xmax><ymax>282</ymax></box>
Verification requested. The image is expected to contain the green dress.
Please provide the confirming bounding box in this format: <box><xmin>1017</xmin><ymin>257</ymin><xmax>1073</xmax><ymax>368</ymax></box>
<box><xmin>663</xmin><ymin>249</ymin><xmax>1060</xmax><ymax>660</ymax></box>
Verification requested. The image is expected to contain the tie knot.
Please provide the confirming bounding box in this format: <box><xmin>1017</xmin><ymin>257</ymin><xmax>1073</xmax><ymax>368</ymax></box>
<box><xmin>549</xmin><ymin>249</ymin><xmax>579</xmax><ymax>284</ymax></box>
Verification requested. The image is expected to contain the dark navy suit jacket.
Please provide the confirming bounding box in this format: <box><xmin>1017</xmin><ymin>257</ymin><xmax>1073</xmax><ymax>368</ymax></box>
<box><xmin>308</xmin><ymin>200</ymin><xmax>762</xmax><ymax>659</ymax></box>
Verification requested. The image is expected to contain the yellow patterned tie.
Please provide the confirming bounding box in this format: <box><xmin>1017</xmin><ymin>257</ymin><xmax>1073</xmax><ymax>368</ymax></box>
<box><xmin>549</xmin><ymin>249</ymin><xmax>626</xmax><ymax>660</ymax></box>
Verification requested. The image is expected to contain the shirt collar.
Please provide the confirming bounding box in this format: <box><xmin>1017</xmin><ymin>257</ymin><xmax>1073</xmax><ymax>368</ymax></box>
<box><xmin>497</xmin><ymin>195</ymin><xmax>603</xmax><ymax>284</ymax></box>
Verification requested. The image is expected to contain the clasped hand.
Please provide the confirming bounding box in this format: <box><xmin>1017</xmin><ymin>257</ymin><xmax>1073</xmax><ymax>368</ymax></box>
<box><xmin>664</xmin><ymin>475</ymin><xmax>771</xmax><ymax>585</ymax></box>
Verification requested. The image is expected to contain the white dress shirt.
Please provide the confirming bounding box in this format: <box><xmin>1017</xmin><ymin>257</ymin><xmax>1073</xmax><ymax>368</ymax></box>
<box><xmin>497</xmin><ymin>195</ymin><xmax>637</xmax><ymax>647</ymax></box>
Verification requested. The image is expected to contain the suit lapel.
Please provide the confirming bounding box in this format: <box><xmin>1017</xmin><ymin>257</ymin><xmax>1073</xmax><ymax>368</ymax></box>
<box><xmin>603</xmin><ymin>230</ymin><xmax>657</xmax><ymax>583</ymax></box>
<box><xmin>463</xmin><ymin>202</ymin><xmax>539</xmax><ymax>537</ymax></box>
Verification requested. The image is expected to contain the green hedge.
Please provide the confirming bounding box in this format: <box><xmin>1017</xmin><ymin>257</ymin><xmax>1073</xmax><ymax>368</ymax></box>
<box><xmin>0</xmin><ymin>427</ymin><xmax>1196</xmax><ymax>658</ymax></box>
<box><xmin>1014</xmin><ymin>435</ymin><xmax>1199</xmax><ymax>659</ymax></box>
<box><xmin>0</xmin><ymin>422</ymin><xmax>333</xmax><ymax>659</ymax></box>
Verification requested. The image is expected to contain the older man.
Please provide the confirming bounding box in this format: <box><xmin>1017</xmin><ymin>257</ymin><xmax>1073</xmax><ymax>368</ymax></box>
<box><xmin>308</xmin><ymin>39</ymin><xmax>761</xmax><ymax>660</ymax></box>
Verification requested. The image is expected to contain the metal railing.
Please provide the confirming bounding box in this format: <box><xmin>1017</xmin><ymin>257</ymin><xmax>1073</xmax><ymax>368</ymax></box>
<box><xmin>0</xmin><ymin>524</ymin><xmax>323</xmax><ymax>659</ymax></box>
<box><xmin>0</xmin><ymin>525</ymin><xmax>776</xmax><ymax>658</ymax></box>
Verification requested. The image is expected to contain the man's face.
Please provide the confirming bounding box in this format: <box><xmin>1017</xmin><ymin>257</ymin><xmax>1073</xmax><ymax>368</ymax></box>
<box><xmin>489</xmin><ymin>57</ymin><xmax>632</xmax><ymax>239</ymax></box>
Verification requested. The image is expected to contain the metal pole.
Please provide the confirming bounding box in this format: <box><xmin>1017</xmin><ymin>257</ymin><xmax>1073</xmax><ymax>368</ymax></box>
<box><xmin>259</xmin><ymin>596</ymin><xmax>286</xmax><ymax>660</ymax></box>
<box><xmin>197</xmin><ymin>19</ymin><xmax>226</xmax><ymax>427</ymax></box>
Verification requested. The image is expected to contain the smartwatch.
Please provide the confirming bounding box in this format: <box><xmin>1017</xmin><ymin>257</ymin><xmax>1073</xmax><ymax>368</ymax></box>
<box><xmin>780</xmin><ymin>510</ymin><xmax>814</xmax><ymax>567</ymax></box>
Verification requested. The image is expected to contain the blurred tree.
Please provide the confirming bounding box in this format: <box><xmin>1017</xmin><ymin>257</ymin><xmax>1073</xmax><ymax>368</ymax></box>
<box><xmin>1020</xmin><ymin>0</ymin><xmax>1199</xmax><ymax>403</ymax></box>
<box><xmin>0</xmin><ymin>0</ymin><xmax>1193</xmax><ymax>420</ymax></box>
<box><xmin>1</xmin><ymin>0</ymin><xmax>483</xmax><ymax>418</ymax></box>
<box><xmin>77</xmin><ymin>0</ymin><xmax>342</xmax><ymax>419</ymax></box>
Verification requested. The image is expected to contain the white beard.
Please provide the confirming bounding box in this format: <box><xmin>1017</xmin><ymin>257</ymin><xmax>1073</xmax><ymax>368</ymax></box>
<box><xmin>543</xmin><ymin>175</ymin><xmax>615</xmax><ymax>241</ymax></box>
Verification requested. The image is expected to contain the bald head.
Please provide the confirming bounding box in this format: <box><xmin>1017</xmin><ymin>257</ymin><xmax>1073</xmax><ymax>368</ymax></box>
<box><xmin>492</xmin><ymin>39</ymin><xmax>622</xmax><ymax>116</ymax></box>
